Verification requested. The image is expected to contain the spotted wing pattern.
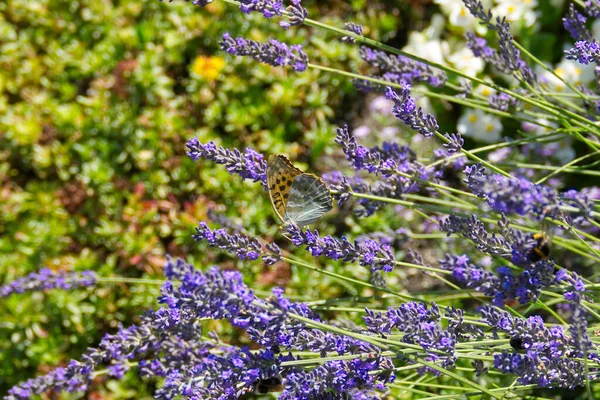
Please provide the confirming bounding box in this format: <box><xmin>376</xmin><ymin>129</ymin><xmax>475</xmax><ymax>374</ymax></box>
<box><xmin>266</xmin><ymin>155</ymin><xmax>302</xmax><ymax>223</ymax></box>
<box><xmin>284</xmin><ymin>173</ymin><xmax>333</xmax><ymax>227</ymax></box>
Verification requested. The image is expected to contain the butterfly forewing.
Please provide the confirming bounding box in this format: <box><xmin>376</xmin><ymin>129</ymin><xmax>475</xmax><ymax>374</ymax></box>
<box><xmin>284</xmin><ymin>173</ymin><xmax>333</xmax><ymax>227</ymax></box>
<box><xmin>266</xmin><ymin>155</ymin><xmax>302</xmax><ymax>223</ymax></box>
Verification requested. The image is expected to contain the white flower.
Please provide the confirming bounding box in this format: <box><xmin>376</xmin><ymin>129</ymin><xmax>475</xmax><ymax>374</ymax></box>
<box><xmin>447</xmin><ymin>46</ymin><xmax>485</xmax><ymax>77</ymax></box>
<box><xmin>491</xmin><ymin>1</ymin><xmax>537</xmax><ymax>32</ymax></box>
<box><xmin>521</xmin><ymin>118</ymin><xmax>555</xmax><ymax>136</ymax></box>
<box><xmin>552</xmin><ymin>140</ymin><xmax>576</xmax><ymax>164</ymax></box>
<box><xmin>457</xmin><ymin>109</ymin><xmax>503</xmax><ymax>143</ymax></box>
<box><xmin>538</xmin><ymin>57</ymin><xmax>595</xmax><ymax>92</ymax></box>
<box><xmin>403</xmin><ymin>15</ymin><xmax>448</xmax><ymax>65</ymax></box>
<box><xmin>473</xmin><ymin>83</ymin><xmax>496</xmax><ymax>99</ymax></box>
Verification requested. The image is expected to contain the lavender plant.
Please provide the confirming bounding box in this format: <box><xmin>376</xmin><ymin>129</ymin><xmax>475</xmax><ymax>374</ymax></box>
<box><xmin>5</xmin><ymin>0</ymin><xmax>600</xmax><ymax>398</ymax></box>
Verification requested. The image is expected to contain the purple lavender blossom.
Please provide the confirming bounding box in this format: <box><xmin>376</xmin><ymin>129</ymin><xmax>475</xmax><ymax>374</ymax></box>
<box><xmin>0</xmin><ymin>268</ymin><xmax>97</xmax><ymax>298</ymax></box>
<box><xmin>464</xmin><ymin>164</ymin><xmax>593</xmax><ymax>224</ymax></box>
<box><xmin>285</xmin><ymin>223</ymin><xmax>396</xmax><ymax>272</ymax></box>
<box><xmin>280</xmin><ymin>0</ymin><xmax>307</xmax><ymax>28</ymax></box>
<box><xmin>587</xmin><ymin>0</ymin><xmax>600</xmax><ymax>18</ymax></box>
<box><xmin>7</xmin><ymin>306</ymin><xmax>212</xmax><ymax>399</ymax></box>
<box><xmin>461</xmin><ymin>0</ymin><xmax>494</xmax><ymax>28</ymax></box>
<box><xmin>219</xmin><ymin>33</ymin><xmax>308</xmax><ymax>72</ymax></box>
<box><xmin>496</xmin><ymin>17</ymin><xmax>537</xmax><ymax>84</ymax></box>
<box><xmin>465</xmin><ymin>33</ymin><xmax>512</xmax><ymax>74</ymax></box>
<box><xmin>442</xmin><ymin>133</ymin><xmax>464</xmax><ymax>153</ymax></box>
<box><xmin>565</xmin><ymin>39</ymin><xmax>600</xmax><ymax>65</ymax></box>
<box><xmin>280</xmin><ymin>359</ymin><xmax>389</xmax><ymax>399</ymax></box>
<box><xmin>322</xmin><ymin>171</ymin><xmax>422</xmax><ymax>217</ymax></box>
<box><xmin>179</xmin><ymin>0</ymin><xmax>213</xmax><ymax>6</ymax></box>
<box><xmin>563</xmin><ymin>4</ymin><xmax>592</xmax><ymax>41</ymax></box>
<box><xmin>456</xmin><ymin>78</ymin><xmax>473</xmax><ymax>98</ymax></box>
<box><xmin>359</xmin><ymin>47</ymin><xmax>447</xmax><ymax>87</ymax></box>
<box><xmin>364</xmin><ymin>302</ymin><xmax>457</xmax><ymax>368</ymax></box>
<box><xmin>186</xmin><ymin>138</ymin><xmax>267</xmax><ymax>187</ymax></box>
<box><xmin>341</xmin><ymin>22</ymin><xmax>363</xmax><ymax>43</ymax></box>
<box><xmin>385</xmin><ymin>85</ymin><xmax>439</xmax><ymax>137</ymax></box>
<box><xmin>489</xmin><ymin>92</ymin><xmax>517</xmax><ymax>111</ymax></box>
<box><xmin>480</xmin><ymin>306</ymin><xmax>598</xmax><ymax>388</ymax></box>
<box><xmin>193</xmin><ymin>221</ymin><xmax>263</xmax><ymax>261</ymax></box>
<box><xmin>462</xmin><ymin>3</ymin><xmax>536</xmax><ymax>84</ymax></box>
<box><xmin>239</xmin><ymin>0</ymin><xmax>284</xmax><ymax>18</ymax></box>
<box><xmin>335</xmin><ymin>124</ymin><xmax>417</xmax><ymax>174</ymax></box>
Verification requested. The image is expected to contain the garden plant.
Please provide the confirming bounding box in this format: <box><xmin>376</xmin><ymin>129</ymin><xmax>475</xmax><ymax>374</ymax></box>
<box><xmin>2</xmin><ymin>0</ymin><xmax>600</xmax><ymax>399</ymax></box>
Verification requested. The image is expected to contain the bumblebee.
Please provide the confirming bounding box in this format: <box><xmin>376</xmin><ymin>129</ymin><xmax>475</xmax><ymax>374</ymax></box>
<box><xmin>254</xmin><ymin>375</ymin><xmax>284</xmax><ymax>394</ymax></box>
<box><xmin>529</xmin><ymin>225</ymin><xmax>553</xmax><ymax>262</ymax></box>
<box><xmin>509</xmin><ymin>337</ymin><xmax>525</xmax><ymax>351</ymax></box>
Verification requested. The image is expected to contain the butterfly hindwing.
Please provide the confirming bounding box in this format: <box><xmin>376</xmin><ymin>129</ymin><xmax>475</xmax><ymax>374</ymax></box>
<box><xmin>267</xmin><ymin>155</ymin><xmax>302</xmax><ymax>223</ymax></box>
<box><xmin>284</xmin><ymin>173</ymin><xmax>333</xmax><ymax>227</ymax></box>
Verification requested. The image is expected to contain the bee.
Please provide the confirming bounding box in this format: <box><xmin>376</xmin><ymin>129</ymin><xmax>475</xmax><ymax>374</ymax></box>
<box><xmin>253</xmin><ymin>375</ymin><xmax>284</xmax><ymax>394</ymax></box>
<box><xmin>529</xmin><ymin>224</ymin><xmax>553</xmax><ymax>262</ymax></box>
<box><xmin>509</xmin><ymin>337</ymin><xmax>525</xmax><ymax>351</ymax></box>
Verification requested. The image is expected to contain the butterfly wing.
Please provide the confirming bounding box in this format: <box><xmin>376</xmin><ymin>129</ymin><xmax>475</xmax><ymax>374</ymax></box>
<box><xmin>267</xmin><ymin>155</ymin><xmax>303</xmax><ymax>223</ymax></box>
<box><xmin>284</xmin><ymin>173</ymin><xmax>333</xmax><ymax>227</ymax></box>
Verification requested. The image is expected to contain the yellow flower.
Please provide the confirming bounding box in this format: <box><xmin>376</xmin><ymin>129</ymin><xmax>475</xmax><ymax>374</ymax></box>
<box><xmin>191</xmin><ymin>55</ymin><xmax>225</xmax><ymax>81</ymax></box>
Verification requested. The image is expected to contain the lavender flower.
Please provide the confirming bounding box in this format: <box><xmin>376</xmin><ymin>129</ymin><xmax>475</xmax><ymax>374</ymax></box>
<box><xmin>461</xmin><ymin>0</ymin><xmax>493</xmax><ymax>28</ymax></box>
<box><xmin>489</xmin><ymin>92</ymin><xmax>517</xmax><ymax>112</ymax></box>
<box><xmin>496</xmin><ymin>17</ymin><xmax>537</xmax><ymax>84</ymax></box>
<box><xmin>465</xmin><ymin>33</ymin><xmax>512</xmax><ymax>75</ymax></box>
<box><xmin>563</xmin><ymin>4</ymin><xmax>592</xmax><ymax>41</ymax></box>
<box><xmin>285</xmin><ymin>223</ymin><xmax>396</xmax><ymax>272</ymax></box>
<box><xmin>219</xmin><ymin>33</ymin><xmax>308</xmax><ymax>72</ymax></box>
<box><xmin>464</xmin><ymin>164</ymin><xmax>593</xmax><ymax>224</ymax></box>
<box><xmin>364</xmin><ymin>302</ymin><xmax>457</xmax><ymax>368</ymax></box>
<box><xmin>565</xmin><ymin>39</ymin><xmax>600</xmax><ymax>65</ymax></box>
<box><xmin>462</xmin><ymin>2</ymin><xmax>536</xmax><ymax>84</ymax></box>
<box><xmin>587</xmin><ymin>0</ymin><xmax>600</xmax><ymax>18</ymax></box>
<box><xmin>239</xmin><ymin>0</ymin><xmax>284</xmax><ymax>18</ymax></box>
<box><xmin>335</xmin><ymin>124</ymin><xmax>417</xmax><ymax>174</ymax></box>
<box><xmin>179</xmin><ymin>0</ymin><xmax>213</xmax><ymax>6</ymax></box>
<box><xmin>341</xmin><ymin>22</ymin><xmax>363</xmax><ymax>43</ymax></box>
<box><xmin>456</xmin><ymin>78</ymin><xmax>473</xmax><ymax>98</ymax></box>
<box><xmin>480</xmin><ymin>306</ymin><xmax>598</xmax><ymax>388</ymax></box>
<box><xmin>359</xmin><ymin>47</ymin><xmax>447</xmax><ymax>87</ymax></box>
<box><xmin>160</xmin><ymin>258</ymin><xmax>395</xmax><ymax>396</ymax></box>
<box><xmin>280</xmin><ymin>0</ymin><xmax>307</xmax><ymax>28</ymax></box>
<box><xmin>186</xmin><ymin>138</ymin><xmax>267</xmax><ymax>186</ymax></box>
<box><xmin>7</xmin><ymin>306</ymin><xmax>211</xmax><ymax>399</ymax></box>
<box><xmin>323</xmin><ymin>172</ymin><xmax>422</xmax><ymax>217</ymax></box>
<box><xmin>0</xmin><ymin>269</ymin><xmax>97</xmax><ymax>298</ymax></box>
<box><xmin>193</xmin><ymin>221</ymin><xmax>262</xmax><ymax>261</ymax></box>
<box><xmin>385</xmin><ymin>85</ymin><xmax>439</xmax><ymax>137</ymax></box>
<box><xmin>442</xmin><ymin>133</ymin><xmax>464</xmax><ymax>153</ymax></box>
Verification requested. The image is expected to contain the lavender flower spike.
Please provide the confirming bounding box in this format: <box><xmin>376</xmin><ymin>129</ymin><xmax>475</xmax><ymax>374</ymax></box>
<box><xmin>565</xmin><ymin>40</ymin><xmax>600</xmax><ymax>65</ymax></box>
<box><xmin>220</xmin><ymin>33</ymin><xmax>308</xmax><ymax>72</ymax></box>
<box><xmin>385</xmin><ymin>85</ymin><xmax>438</xmax><ymax>137</ymax></box>
<box><xmin>0</xmin><ymin>268</ymin><xmax>97</xmax><ymax>298</ymax></box>
<box><xmin>563</xmin><ymin>4</ymin><xmax>592</xmax><ymax>41</ymax></box>
<box><xmin>285</xmin><ymin>223</ymin><xmax>396</xmax><ymax>272</ymax></box>
<box><xmin>194</xmin><ymin>221</ymin><xmax>263</xmax><ymax>261</ymax></box>
<box><xmin>464</xmin><ymin>164</ymin><xmax>594</xmax><ymax>224</ymax></box>
<box><xmin>341</xmin><ymin>22</ymin><xmax>363</xmax><ymax>43</ymax></box>
<box><xmin>186</xmin><ymin>138</ymin><xmax>267</xmax><ymax>187</ymax></box>
<box><xmin>239</xmin><ymin>0</ymin><xmax>284</xmax><ymax>18</ymax></box>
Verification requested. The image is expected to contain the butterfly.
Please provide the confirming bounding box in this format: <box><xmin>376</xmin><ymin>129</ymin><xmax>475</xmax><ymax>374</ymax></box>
<box><xmin>266</xmin><ymin>155</ymin><xmax>333</xmax><ymax>227</ymax></box>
